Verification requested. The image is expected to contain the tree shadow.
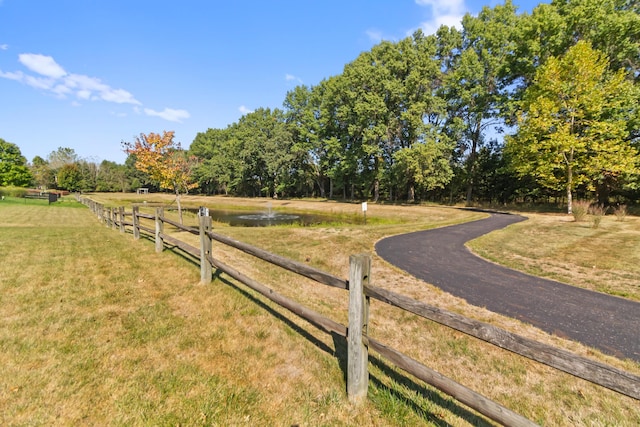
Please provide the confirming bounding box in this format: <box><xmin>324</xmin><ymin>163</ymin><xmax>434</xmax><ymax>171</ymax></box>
<box><xmin>213</xmin><ymin>270</ymin><xmax>494</xmax><ymax>426</ymax></box>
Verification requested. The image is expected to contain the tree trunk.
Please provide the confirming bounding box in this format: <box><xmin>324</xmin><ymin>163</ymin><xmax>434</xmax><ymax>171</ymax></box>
<box><xmin>465</xmin><ymin>121</ymin><xmax>482</xmax><ymax>206</ymax></box>
<box><xmin>408</xmin><ymin>184</ymin><xmax>415</xmax><ymax>203</ymax></box>
<box><xmin>373</xmin><ymin>179</ymin><xmax>379</xmax><ymax>203</ymax></box>
<box><xmin>566</xmin><ymin>147</ymin><xmax>574</xmax><ymax>215</ymax></box>
<box><xmin>317</xmin><ymin>176</ymin><xmax>326</xmax><ymax>198</ymax></box>
<box><xmin>567</xmin><ymin>165</ymin><xmax>573</xmax><ymax>215</ymax></box>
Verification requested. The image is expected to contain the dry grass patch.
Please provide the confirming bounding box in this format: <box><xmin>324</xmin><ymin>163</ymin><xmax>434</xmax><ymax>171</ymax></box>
<box><xmin>0</xmin><ymin>201</ymin><xmax>385</xmax><ymax>426</ymax></box>
<box><xmin>467</xmin><ymin>212</ymin><xmax>640</xmax><ymax>301</ymax></box>
<box><xmin>7</xmin><ymin>195</ymin><xmax>639</xmax><ymax>426</ymax></box>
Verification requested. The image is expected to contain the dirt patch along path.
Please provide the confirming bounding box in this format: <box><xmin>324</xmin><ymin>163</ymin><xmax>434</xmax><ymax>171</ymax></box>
<box><xmin>375</xmin><ymin>212</ymin><xmax>640</xmax><ymax>362</ymax></box>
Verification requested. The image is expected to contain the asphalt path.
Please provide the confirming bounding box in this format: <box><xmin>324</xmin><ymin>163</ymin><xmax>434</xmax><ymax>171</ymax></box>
<box><xmin>375</xmin><ymin>212</ymin><xmax>640</xmax><ymax>362</ymax></box>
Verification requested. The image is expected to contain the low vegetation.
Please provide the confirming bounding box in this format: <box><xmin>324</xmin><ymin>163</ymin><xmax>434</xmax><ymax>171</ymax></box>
<box><xmin>2</xmin><ymin>194</ymin><xmax>639</xmax><ymax>426</ymax></box>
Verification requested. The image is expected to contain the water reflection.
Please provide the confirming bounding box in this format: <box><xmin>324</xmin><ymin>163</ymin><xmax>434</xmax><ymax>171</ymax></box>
<box><xmin>192</xmin><ymin>208</ymin><xmax>334</xmax><ymax>227</ymax></box>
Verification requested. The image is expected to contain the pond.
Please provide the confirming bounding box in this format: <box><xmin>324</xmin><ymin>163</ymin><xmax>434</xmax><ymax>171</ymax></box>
<box><xmin>189</xmin><ymin>206</ymin><xmax>343</xmax><ymax>227</ymax></box>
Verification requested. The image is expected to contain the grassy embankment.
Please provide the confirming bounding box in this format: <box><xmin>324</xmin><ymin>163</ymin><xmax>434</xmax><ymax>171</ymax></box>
<box><xmin>1</xmin><ymin>194</ymin><xmax>639</xmax><ymax>426</ymax></box>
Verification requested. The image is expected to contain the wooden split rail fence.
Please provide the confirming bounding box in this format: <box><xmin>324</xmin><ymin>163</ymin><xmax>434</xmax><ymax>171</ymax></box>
<box><xmin>78</xmin><ymin>197</ymin><xmax>640</xmax><ymax>427</ymax></box>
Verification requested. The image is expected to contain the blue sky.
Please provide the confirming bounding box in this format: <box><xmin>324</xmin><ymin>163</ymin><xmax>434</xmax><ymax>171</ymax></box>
<box><xmin>1</xmin><ymin>0</ymin><xmax>544</xmax><ymax>164</ymax></box>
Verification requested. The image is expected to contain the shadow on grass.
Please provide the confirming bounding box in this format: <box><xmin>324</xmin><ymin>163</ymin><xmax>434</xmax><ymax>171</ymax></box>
<box><xmin>120</xmin><ymin>224</ymin><xmax>497</xmax><ymax>425</ymax></box>
<box><xmin>213</xmin><ymin>269</ymin><xmax>492</xmax><ymax>426</ymax></box>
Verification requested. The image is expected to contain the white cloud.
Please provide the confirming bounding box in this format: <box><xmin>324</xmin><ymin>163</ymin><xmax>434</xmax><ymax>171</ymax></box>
<box><xmin>365</xmin><ymin>29</ymin><xmax>384</xmax><ymax>43</ymax></box>
<box><xmin>23</xmin><ymin>74</ymin><xmax>55</xmax><ymax>90</ymax></box>
<box><xmin>0</xmin><ymin>44</ymin><xmax>8</xmax><ymax>50</ymax></box>
<box><xmin>63</xmin><ymin>73</ymin><xmax>140</xmax><ymax>105</ymax></box>
<box><xmin>415</xmin><ymin>0</ymin><xmax>465</xmax><ymax>14</ymax></box>
<box><xmin>0</xmin><ymin>69</ymin><xmax>23</xmax><ymax>81</ymax></box>
<box><xmin>1</xmin><ymin>51</ymin><xmax>188</xmax><ymax>122</ymax></box>
<box><xmin>414</xmin><ymin>0</ymin><xmax>467</xmax><ymax>35</ymax></box>
<box><xmin>19</xmin><ymin>53</ymin><xmax>67</xmax><ymax>78</ymax></box>
<box><xmin>238</xmin><ymin>105</ymin><xmax>253</xmax><ymax>114</ymax></box>
<box><xmin>285</xmin><ymin>73</ymin><xmax>303</xmax><ymax>84</ymax></box>
<box><xmin>144</xmin><ymin>107</ymin><xmax>190</xmax><ymax>123</ymax></box>
<box><xmin>100</xmin><ymin>87</ymin><xmax>139</xmax><ymax>104</ymax></box>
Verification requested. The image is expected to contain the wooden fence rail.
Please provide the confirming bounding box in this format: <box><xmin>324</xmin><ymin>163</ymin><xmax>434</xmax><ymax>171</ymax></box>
<box><xmin>77</xmin><ymin>197</ymin><xmax>640</xmax><ymax>426</ymax></box>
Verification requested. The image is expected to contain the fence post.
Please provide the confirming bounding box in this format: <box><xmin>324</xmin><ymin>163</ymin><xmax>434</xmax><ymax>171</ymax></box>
<box><xmin>107</xmin><ymin>207</ymin><xmax>113</xmax><ymax>228</ymax></box>
<box><xmin>119</xmin><ymin>206</ymin><xmax>125</xmax><ymax>233</ymax></box>
<box><xmin>133</xmin><ymin>205</ymin><xmax>140</xmax><ymax>240</ymax></box>
<box><xmin>155</xmin><ymin>207</ymin><xmax>164</xmax><ymax>253</ymax></box>
<box><xmin>199</xmin><ymin>214</ymin><xmax>213</xmax><ymax>284</ymax></box>
<box><xmin>347</xmin><ymin>253</ymin><xmax>371</xmax><ymax>404</ymax></box>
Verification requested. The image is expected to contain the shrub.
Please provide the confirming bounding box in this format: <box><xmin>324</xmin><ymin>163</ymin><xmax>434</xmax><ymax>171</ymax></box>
<box><xmin>589</xmin><ymin>203</ymin><xmax>608</xmax><ymax>229</ymax></box>
<box><xmin>571</xmin><ymin>200</ymin><xmax>591</xmax><ymax>222</ymax></box>
<box><xmin>0</xmin><ymin>186</ymin><xmax>29</xmax><ymax>198</ymax></box>
<box><xmin>613</xmin><ymin>204</ymin><xmax>627</xmax><ymax>222</ymax></box>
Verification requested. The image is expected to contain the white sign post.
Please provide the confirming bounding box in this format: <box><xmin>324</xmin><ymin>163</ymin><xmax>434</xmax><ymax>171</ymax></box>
<box><xmin>361</xmin><ymin>202</ymin><xmax>368</xmax><ymax>225</ymax></box>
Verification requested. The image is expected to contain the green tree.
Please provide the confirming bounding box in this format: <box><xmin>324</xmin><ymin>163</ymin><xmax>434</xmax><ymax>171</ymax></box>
<box><xmin>440</xmin><ymin>1</ymin><xmax>520</xmax><ymax>204</ymax></box>
<box><xmin>190</xmin><ymin>127</ymin><xmax>239</xmax><ymax>195</ymax></box>
<box><xmin>232</xmin><ymin>108</ymin><xmax>294</xmax><ymax>198</ymax></box>
<box><xmin>30</xmin><ymin>156</ymin><xmax>56</xmax><ymax>189</ymax></box>
<box><xmin>96</xmin><ymin>160</ymin><xmax>128</xmax><ymax>192</ymax></box>
<box><xmin>0</xmin><ymin>139</ymin><xmax>33</xmax><ymax>187</ymax></box>
<box><xmin>77</xmin><ymin>160</ymin><xmax>98</xmax><ymax>191</ymax></box>
<box><xmin>506</xmin><ymin>41</ymin><xmax>639</xmax><ymax>213</ymax></box>
<box><xmin>56</xmin><ymin>163</ymin><xmax>83</xmax><ymax>192</ymax></box>
<box><xmin>391</xmin><ymin>135</ymin><xmax>454</xmax><ymax>203</ymax></box>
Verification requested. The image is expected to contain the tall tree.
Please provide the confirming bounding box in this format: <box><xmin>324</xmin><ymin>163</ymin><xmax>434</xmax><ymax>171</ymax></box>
<box><xmin>47</xmin><ymin>147</ymin><xmax>78</xmax><ymax>170</ymax></box>
<box><xmin>30</xmin><ymin>156</ymin><xmax>55</xmax><ymax>189</ymax></box>
<box><xmin>123</xmin><ymin>131</ymin><xmax>198</xmax><ymax>224</ymax></box>
<box><xmin>96</xmin><ymin>160</ymin><xmax>128</xmax><ymax>192</ymax></box>
<box><xmin>56</xmin><ymin>163</ymin><xmax>83</xmax><ymax>192</ymax></box>
<box><xmin>190</xmin><ymin>127</ymin><xmax>238</xmax><ymax>195</ymax></box>
<box><xmin>0</xmin><ymin>139</ymin><xmax>32</xmax><ymax>187</ymax></box>
<box><xmin>391</xmin><ymin>134</ymin><xmax>454</xmax><ymax>203</ymax></box>
<box><xmin>440</xmin><ymin>1</ymin><xmax>520</xmax><ymax>204</ymax></box>
<box><xmin>505</xmin><ymin>41</ymin><xmax>639</xmax><ymax>213</ymax></box>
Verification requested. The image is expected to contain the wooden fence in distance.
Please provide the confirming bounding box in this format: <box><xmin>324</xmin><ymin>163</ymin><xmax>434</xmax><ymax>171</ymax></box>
<box><xmin>78</xmin><ymin>198</ymin><xmax>640</xmax><ymax>427</ymax></box>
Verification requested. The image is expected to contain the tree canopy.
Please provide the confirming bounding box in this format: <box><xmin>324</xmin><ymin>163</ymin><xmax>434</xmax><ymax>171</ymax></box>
<box><xmin>123</xmin><ymin>131</ymin><xmax>198</xmax><ymax>223</ymax></box>
<box><xmin>0</xmin><ymin>138</ymin><xmax>32</xmax><ymax>187</ymax></box>
<box><xmin>505</xmin><ymin>41</ymin><xmax>639</xmax><ymax>213</ymax></box>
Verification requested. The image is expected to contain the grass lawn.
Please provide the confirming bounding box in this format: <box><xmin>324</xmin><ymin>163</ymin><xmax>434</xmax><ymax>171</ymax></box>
<box><xmin>1</xmin><ymin>195</ymin><xmax>639</xmax><ymax>426</ymax></box>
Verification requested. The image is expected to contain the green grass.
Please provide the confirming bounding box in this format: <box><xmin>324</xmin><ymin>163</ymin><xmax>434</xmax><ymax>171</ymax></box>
<box><xmin>2</xmin><ymin>197</ymin><xmax>640</xmax><ymax>426</ymax></box>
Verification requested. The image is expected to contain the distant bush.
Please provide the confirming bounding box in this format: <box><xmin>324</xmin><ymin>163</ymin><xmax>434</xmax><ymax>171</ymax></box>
<box><xmin>613</xmin><ymin>204</ymin><xmax>627</xmax><ymax>222</ymax></box>
<box><xmin>0</xmin><ymin>186</ymin><xmax>29</xmax><ymax>198</ymax></box>
<box><xmin>572</xmin><ymin>200</ymin><xmax>591</xmax><ymax>222</ymax></box>
<box><xmin>588</xmin><ymin>203</ymin><xmax>608</xmax><ymax>229</ymax></box>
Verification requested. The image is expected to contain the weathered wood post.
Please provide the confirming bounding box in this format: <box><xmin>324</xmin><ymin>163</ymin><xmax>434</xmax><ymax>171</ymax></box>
<box><xmin>118</xmin><ymin>206</ymin><xmax>125</xmax><ymax>233</ymax></box>
<box><xmin>347</xmin><ymin>253</ymin><xmax>371</xmax><ymax>404</ymax></box>
<box><xmin>132</xmin><ymin>205</ymin><xmax>140</xmax><ymax>240</ymax></box>
<box><xmin>199</xmin><ymin>214</ymin><xmax>213</xmax><ymax>284</ymax></box>
<box><xmin>107</xmin><ymin>207</ymin><xmax>114</xmax><ymax>228</ymax></box>
<box><xmin>155</xmin><ymin>207</ymin><xmax>164</xmax><ymax>253</ymax></box>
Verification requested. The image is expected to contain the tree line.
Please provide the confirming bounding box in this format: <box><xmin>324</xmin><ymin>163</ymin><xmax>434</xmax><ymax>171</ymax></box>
<box><xmin>2</xmin><ymin>1</ymin><xmax>639</xmax><ymax>212</ymax></box>
<box><xmin>189</xmin><ymin>0</ymin><xmax>640</xmax><ymax>211</ymax></box>
<box><xmin>0</xmin><ymin>142</ymin><xmax>157</xmax><ymax>194</ymax></box>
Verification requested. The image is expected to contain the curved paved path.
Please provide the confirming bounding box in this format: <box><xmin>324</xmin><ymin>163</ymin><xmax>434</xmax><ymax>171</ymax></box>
<box><xmin>375</xmin><ymin>212</ymin><xmax>640</xmax><ymax>362</ymax></box>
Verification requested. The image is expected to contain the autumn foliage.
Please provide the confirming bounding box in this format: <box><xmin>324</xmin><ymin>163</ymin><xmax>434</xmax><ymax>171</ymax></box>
<box><xmin>123</xmin><ymin>131</ymin><xmax>198</xmax><ymax>193</ymax></box>
<box><xmin>123</xmin><ymin>131</ymin><xmax>198</xmax><ymax>223</ymax></box>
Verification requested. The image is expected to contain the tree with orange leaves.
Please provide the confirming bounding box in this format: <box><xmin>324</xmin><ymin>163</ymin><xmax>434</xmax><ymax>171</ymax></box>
<box><xmin>122</xmin><ymin>131</ymin><xmax>198</xmax><ymax>224</ymax></box>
